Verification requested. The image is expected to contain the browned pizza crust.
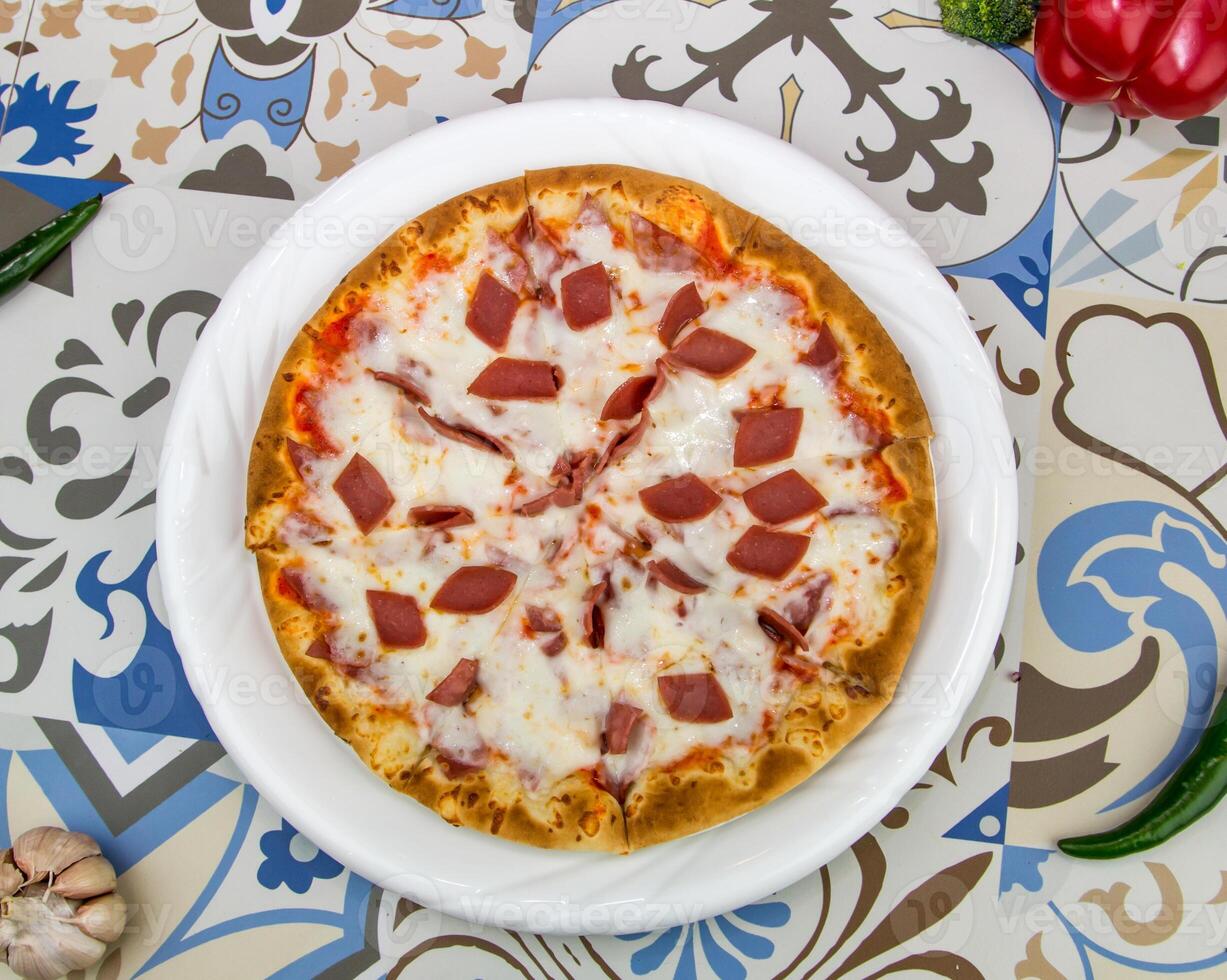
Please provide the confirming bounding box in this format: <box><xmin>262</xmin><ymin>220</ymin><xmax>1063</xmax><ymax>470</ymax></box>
<box><xmin>736</xmin><ymin>219</ymin><xmax>933</xmax><ymax>441</ymax></box>
<box><xmin>405</xmin><ymin>751</ymin><xmax>627</xmax><ymax>852</ymax></box>
<box><xmin>625</xmin><ymin>689</ymin><xmax>888</xmax><ymax>849</ymax></box>
<box><xmin>525</xmin><ymin>164</ymin><xmax>759</xmax><ymax>267</ymax></box>
<box><xmin>246</xmin><ymin>166</ymin><xmax>937</xmax><ymax>853</ymax></box>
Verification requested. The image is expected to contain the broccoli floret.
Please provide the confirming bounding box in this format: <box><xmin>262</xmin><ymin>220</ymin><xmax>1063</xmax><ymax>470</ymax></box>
<box><xmin>939</xmin><ymin>0</ymin><xmax>1036</xmax><ymax>44</ymax></box>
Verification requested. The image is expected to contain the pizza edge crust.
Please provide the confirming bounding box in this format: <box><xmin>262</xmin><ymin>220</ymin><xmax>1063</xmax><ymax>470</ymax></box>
<box><xmin>403</xmin><ymin>751</ymin><xmax>629</xmax><ymax>852</ymax></box>
<box><xmin>624</xmin><ymin>693</ymin><xmax>888</xmax><ymax>850</ymax></box>
<box><xmin>525</xmin><ymin>163</ymin><xmax>761</xmax><ymax>261</ymax></box>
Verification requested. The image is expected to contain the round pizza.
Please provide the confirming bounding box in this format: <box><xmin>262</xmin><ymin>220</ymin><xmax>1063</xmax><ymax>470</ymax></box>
<box><xmin>245</xmin><ymin>164</ymin><xmax>936</xmax><ymax>852</ymax></box>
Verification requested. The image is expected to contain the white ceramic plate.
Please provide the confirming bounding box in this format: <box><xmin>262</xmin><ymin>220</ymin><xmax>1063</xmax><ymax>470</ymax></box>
<box><xmin>157</xmin><ymin>98</ymin><xmax>1016</xmax><ymax>936</ymax></box>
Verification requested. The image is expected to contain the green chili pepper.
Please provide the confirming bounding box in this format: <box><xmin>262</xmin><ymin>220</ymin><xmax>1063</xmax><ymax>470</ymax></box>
<box><xmin>0</xmin><ymin>195</ymin><xmax>103</xmax><ymax>299</ymax></box>
<box><xmin>1058</xmin><ymin>690</ymin><xmax>1227</xmax><ymax>859</ymax></box>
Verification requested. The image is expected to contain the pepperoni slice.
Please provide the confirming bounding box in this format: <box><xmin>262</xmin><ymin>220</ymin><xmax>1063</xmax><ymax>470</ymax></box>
<box><xmin>578</xmin><ymin>193</ymin><xmax>609</xmax><ymax>225</ymax></box>
<box><xmin>733</xmin><ymin>407</ymin><xmax>803</xmax><ymax>468</ymax></box>
<box><xmin>511</xmin><ymin>209</ymin><xmax>533</xmax><ymax>251</ymax></box>
<box><xmin>427</xmin><ymin>658</ymin><xmax>479</xmax><ymax>706</ymax></box>
<box><xmin>370</xmin><ymin>369</ymin><xmax>430</xmax><ymax>406</ymax></box>
<box><xmin>286</xmin><ymin>438</ymin><xmax>322</xmax><ymax>480</ymax></box>
<box><xmin>787</xmin><ymin>575</ymin><xmax>831</xmax><ymax>633</ymax></box>
<box><xmin>560</xmin><ymin>263</ymin><xmax>611</xmax><ymax>329</ymax></box>
<box><xmin>491</xmin><ymin>229</ymin><xmax>530</xmax><ymax>294</ymax></box>
<box><xmin>409</xmin><ymin>504</ymin><xmax>475</xmax><ymax>529</ymax></box>
<box><xmin>516</xmin><ymin>486</ymin><xmax>574</xmax><ymax>516</ymax></box>
<box><xmin>597</xmin><ymin>409</ymin><xmax>651</xmax><ymax>472</ymax></box>
<box><xmin>639</xmin><ymin>473</ymin><xmax>721</xmax><ymax>523</ymax></box>
<box><xmin>431</xmin><ymin>566</ymin><xmax>517</xmax><ymax>614</ymax></box>
<box><xmin>757</xmin><ymin>606</ymin><xmax>808</xmax><ymax>650</ymax></box>
<box><xmin>657</xmin><ymin>673</ymin><xmax>733</xmax><ymax>723</ymax></box>
<box><xmin>513</xmin><ymin>208</ymin><xmax>564</xmax><ymax>304</ymax></box>
<box><xmin>601</xmin><ymin>374</ymin><xmax>656</xmax><ymax>421</ymax></box>
<box><xmin>418</xmin><ymin>407</ymin><xmax>512</xmax><ymax>458</ymax></box>
<box><xmin>281</xmin><ymin>566</ymin><xmax>329</xmax><ymax>610</ymax></box>
<box><xmin>645</xmin><ymin>559</ymin><xmax>707</xmax><ymax>595</ymax></box>
<box><xmin>647</xmin><ymin>361</ymin><xmax>669</xmax><ymax>402</ymax></box>
<box><xmin>466</xmin><ymin>272</ymin><xmax>518</xmax><ymax>350</ymax></box>
<box><xmin>304</xmin><ymin>636</ymin><xmax>334</xmax><ymax>660</ymax></box>
<box><xmin>541</xmin><ymin>633</ymin><xmax>567</xmax><ymax>657</ymax></box>
<box><xmin>525</xmin><ymin>605</ymin><xmax>562</xmax><ymax>632</ymax></box>
<box><xmin>801</xmin><ymin>322</ymin><xmax>841</xmax><ymax>370</ymax></box>
<box><xmin>468</xmin><ymin>358</ymin><xmax>563</xmax><ymax>401</ymax></box>
<box><xmin>658</xmin><ymin>282</ymin><xmax>706</xmax><ymax>346</ymax></box>
<box><xmin>568</xmin><ymin>449</ymin><xmax>598</xmax><ymax>497</ymax></box>
<box><xmin>367</xmin><ymin>590</ymin><xmax>427</xmax><ymax>648</ymax></box>
<box><xmin>629</xmin><ymin>214</ymin><xmax>701</xmax><ymax>272</ymax></box>
<box><xmin>665</xmin><ymin>327</ymin><xmax>755</xmax><ymax>379</ymax></box>
<box><xmin>279</xmin><ymin>510</ymin><xmax>332</xmax><ymax>546</ymax></box>
<box><xmin>850</xmin><ymin>412</ymin><xmax>893</xmax><ymax>451</ymax></box>
<box><xmin>726</xmin><ymin>526</ymin><xmax>810</xmax><ymax>580</ymax></box>
<box><xmin>604</xmin><ymin>701</ymin><xmax>644</xmax><ymax>755</ymax></box>
<box><xmin>437</xmin><ymin>751</ymin><xmax>482</xmax><ymax>778</ymax></box>
<box><xmin>742</xmin><ymin>469</ymin><xmax>826</xmax><ymax>525</ymax></box>
<box><xmin>333</xmin><ymin>454</ymin><xmax>394</xmax><ymax>534</ymax></box>
<box><xmin>583</xmin><ymin>581</ymin><xmax>608</xmax><ymax>648</ymax></box>
<box><xmin>518</xmin><ymin>449</ymin><xmax>596</xmax><ymax>515</ymax></box>
<box><xmin>778</xmin><ymin>648</ymin><xmax>820</xmax><ymax>682</ymax></box>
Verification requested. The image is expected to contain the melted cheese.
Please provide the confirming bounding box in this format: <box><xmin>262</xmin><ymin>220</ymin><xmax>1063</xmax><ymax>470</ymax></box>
<box><xmin>274</xmin><ymin>198</ymin><xmax>907</xmax><ymax>794</ymax></box>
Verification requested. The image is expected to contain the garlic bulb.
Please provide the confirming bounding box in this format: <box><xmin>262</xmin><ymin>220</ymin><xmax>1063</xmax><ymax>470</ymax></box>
<box><xmin>1</xmin><ymin>827</ymin><xmax>125</xmax><ymax>979</ymax></box>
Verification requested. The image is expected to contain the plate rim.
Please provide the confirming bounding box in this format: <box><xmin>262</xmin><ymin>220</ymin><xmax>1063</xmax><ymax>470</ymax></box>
<box><xmin>156</xmin><ymin>96</ymin><xmax>1017</xmax><ymax>936</ymax></box>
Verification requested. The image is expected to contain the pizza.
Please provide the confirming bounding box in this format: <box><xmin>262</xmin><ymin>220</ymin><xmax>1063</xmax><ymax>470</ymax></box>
<box><xmin>245</xmin><ymin>164</ymin><xmax>936</xmax><ymax>852</ymax></box>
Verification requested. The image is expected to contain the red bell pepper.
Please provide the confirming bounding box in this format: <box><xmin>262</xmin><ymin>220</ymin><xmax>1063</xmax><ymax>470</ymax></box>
<box><xmin>1035</xmin><ymin>0</ymin><xmax>1227</xmax><ymax>119</ymax></box>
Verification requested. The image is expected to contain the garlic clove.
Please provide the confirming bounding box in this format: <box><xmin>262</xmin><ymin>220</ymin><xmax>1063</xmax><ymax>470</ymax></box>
<box><xmin>49</xmin><ymin>855</ymin><xmax>115</xmax><ymax>900</ymax></box>
<box><xmin>71</xmin><ymin>892</ymin><xmax>128</xmax><ymax>944</ymax></box>
<box><xmin>12</xmin><ymin>828</ymin><xmax>100</xmax><ymax>884</ymax></box>
<box><xmin>0</xmin><ymin>863</ymin><xmax>22</xmax><ymax>899</ymax></box>
<box><xmin>2</xmin><ymin>897</ymin><xmax>106</xmax><ymax>980</ymax></box>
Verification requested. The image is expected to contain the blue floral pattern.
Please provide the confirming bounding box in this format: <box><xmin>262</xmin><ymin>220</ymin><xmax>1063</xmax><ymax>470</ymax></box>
<box><xmin>0</xmin><ymin>73</ymin><xmax>96</xmax><ymax>166</ymax></box>
<box><xmin>619</xmin><ymin>900</ymin><xmax>790</xmax><ymax>979</ymax></box>
<box><xmin>257</xmin><ymin>820</ymin><xmax>343</xmax><ymax>894</ymax></box>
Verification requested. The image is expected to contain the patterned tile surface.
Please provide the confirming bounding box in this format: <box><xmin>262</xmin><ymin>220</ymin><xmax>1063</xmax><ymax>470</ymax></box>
<box><xmin>0</xmin><ymin>0</ymin><xmax>1224</xmax><ymax>976</ymax></box>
